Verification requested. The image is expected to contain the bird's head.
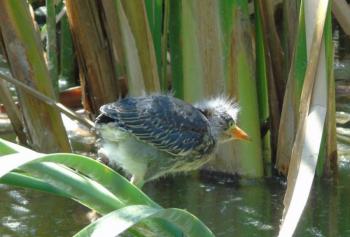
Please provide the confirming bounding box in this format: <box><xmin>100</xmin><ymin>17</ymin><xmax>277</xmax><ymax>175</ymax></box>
<box><xmin>195</xmin><ymin>97</ymin><xmax>250</xmax><ymax>143</ymax></box>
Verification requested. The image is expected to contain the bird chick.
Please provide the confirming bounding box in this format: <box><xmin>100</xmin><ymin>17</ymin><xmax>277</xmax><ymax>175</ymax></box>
<box><xmin>95</xmin><ymin>95</ymin><xmax>249</xmax><ymax>187</ymax></box>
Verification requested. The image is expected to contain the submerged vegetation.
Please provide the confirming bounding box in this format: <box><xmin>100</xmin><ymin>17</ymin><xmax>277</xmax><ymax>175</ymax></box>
<box><xmin>0</xmin><ymin>0</ymin><xmax>347</xmax><ymax>236</ymax></box>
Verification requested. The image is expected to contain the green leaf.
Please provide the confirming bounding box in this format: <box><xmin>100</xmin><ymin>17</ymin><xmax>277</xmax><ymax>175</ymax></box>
<box><xmin>0</xmin><ymin>152</ymin><xmax>125</xmax><ymax>214</ymax></box>
<box><xmin>0</xmin><ymin>138</ymin><xmax>185</xmax><ymax>236</ymax></box>
<box><xmin>114</xmin><ymin>0</ymin><xmax>160</xmax><ymax>95</ymax></box>
<box><xmin>74</xmin><ymin>205</ymin><xmax>214</xmax><ymax>237</ymax></box>
<box><xmin>0</xmin><ymin>139</ymin><xmax>157</xmax><ymax>209</ymax></box>
<box><xmin>1</xmin><ymin>171</ymin><xmax>69</xmax><ymax>197</ymax></box>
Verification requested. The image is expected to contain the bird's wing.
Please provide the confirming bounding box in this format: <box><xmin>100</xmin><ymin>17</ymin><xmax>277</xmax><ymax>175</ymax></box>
<box><xmin>97</xmin><ymin>95</ymin><xmax>216</xmax><ymax>157</ymax></box>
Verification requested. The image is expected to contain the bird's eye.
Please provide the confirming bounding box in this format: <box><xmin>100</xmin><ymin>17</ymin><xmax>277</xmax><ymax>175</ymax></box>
<box><xmin>228</xmin><ymin>120</ymin><xmax>235</xmax><ymax>128</ymax></box>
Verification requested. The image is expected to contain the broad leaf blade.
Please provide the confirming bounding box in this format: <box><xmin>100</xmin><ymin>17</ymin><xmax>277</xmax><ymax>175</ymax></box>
<box><xmin>0</xmin><ymin>138</ymin><xmax>183</xmax><ymax>236</ymax></box>
<box><xmin>2</xmin><ymin>171</ymin><xmax>69</xmax><ymax>197</ymax></box>
<box><xmin>74</xmin><ymin>205</ymin><xmax>214</xmax><ymax>237</ymax></box>
<box><xmin>0</xmin><ymin>138</ymin><xmax>157</xmax><ymax>208</ymax></box>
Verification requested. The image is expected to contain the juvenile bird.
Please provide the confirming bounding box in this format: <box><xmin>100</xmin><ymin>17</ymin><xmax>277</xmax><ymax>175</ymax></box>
<box><xmin>95</xmin><ymin>95</ymin><xmax>249</xmax><ymax>187</ymax></box>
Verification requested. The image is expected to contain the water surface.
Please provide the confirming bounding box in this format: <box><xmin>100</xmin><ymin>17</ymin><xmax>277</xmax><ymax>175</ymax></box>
<box><xmin>1</xmin><ymin>168</ymin><xmax>350</xmax><ymax>236</ymax></box>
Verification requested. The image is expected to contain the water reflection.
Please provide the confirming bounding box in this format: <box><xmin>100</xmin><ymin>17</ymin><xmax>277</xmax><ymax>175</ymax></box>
<box><xmin>295</xmin><ymin>162</ymin><xmax>350</xmax><ymax>237</ymax></box>
<box><xmin>146</xmin><ymin>168</ymin><xmax>350</xmax><ymax>237</ymax></box>
<box><xmin>0</xmin><ymin>184</ymin><xmax>89</xmax><ymax>237</ymax></box>
<box><xmin>144</xmin><ymin>173</ymin><xmax>285</xmax><ymax>237</ymax></box>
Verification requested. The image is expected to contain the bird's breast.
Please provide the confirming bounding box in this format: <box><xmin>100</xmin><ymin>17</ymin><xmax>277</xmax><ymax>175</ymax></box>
<box><xmin>96</xmin><ymin>123</ymin><xmax>129</xmax><ymax>142</ymax></box>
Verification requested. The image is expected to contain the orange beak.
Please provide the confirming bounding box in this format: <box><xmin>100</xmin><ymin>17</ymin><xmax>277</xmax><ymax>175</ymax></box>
<box><xmin>230</xmin><ymin>125</ymin><xmax>250</xmax><ymax>141</ymax></box>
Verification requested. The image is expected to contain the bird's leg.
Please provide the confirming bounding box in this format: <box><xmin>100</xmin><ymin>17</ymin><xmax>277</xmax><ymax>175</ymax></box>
<box><xmin>130</xmin><ymin>175</ymin><xmax>145</xmax><ymax>188</ymax></box>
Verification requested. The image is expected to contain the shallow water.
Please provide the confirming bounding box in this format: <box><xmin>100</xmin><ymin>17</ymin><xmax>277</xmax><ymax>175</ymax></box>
<box><xmin>144</xmin><ymin>174</ymin><xmax>284</xmax><ymax>237</ymax></box>
<box><xmin>1</xmin><ymin>167</ymin><xmax>350</xmax><ymax>237</ymax></box>
<box><xmin>0</xmin><ymin>184</ymin><xmax>89</xmax><ymax>237</ymax></box>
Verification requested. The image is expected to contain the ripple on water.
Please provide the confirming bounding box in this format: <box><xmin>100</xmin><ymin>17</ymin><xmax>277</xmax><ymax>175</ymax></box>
<box><xmin>238</xmin><ymin>206</ymin><xmax>256</xmax><ymax>215</ymax></box>
<box><xmin>7</xmin><ymin>190</ymin><xmax>28</xmax><ymax>205</ymax></box>
<box><xmin>199</xmin><ymin>183</ymin><xmax>216</xmax><ymax>192</ymax></box>
<box><xmin>246</xmin><ymin>217</ymin><xmax>274</xmax><ymax>230</ymax></box>
<box><xmin>305</xmin><ymin>227</ymin><xmax>325</xmax><ymax>237</ymax></box>
<box><xmin>10</xmin><ymin>204</ymin><xmax>30</xmax><ymax>214</ymax></box>
<box><xmin>1</xmin><ymin>216</ymin><xmax>27</xmax><ymax>233</ymax></box>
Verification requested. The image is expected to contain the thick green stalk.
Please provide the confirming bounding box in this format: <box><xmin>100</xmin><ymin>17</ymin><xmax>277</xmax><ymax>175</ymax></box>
<box><xmin>0</xmin><ymin>78</ymin><xmax>27</xmax><ymax>145</ymax></box>
<box><xmin>120</xmin><ymin>0</ymin><xmax>160</xmax><ymax>93</ymax></box>
<box><xmin>100</xmin><ymin>0</ymin><xmax>127</xmax><ymax>92</ymax></box>
<box><xmin>276</xmin><ymin>2</ymin><xmax>307</xmax><ymax>174</ymax></box>
<box><xmin>111</xmin><ymin>0</ymin><xmax>145</xmax><ymax>96</ymax></box>
<box><xmin>168</xmin><ymin>0</ymin><xmax>184</xmax><ymax>98</ymax></box>
<box><xmin>160</xmin><ymin>0</ymin><xmax>170</xmax><ymax>91</ymax></box>
<box><xmin>59</xmin><ymin>8</ymin><xmax>76</xmax><ymax>90</ymax></box>
<box><xmin>145</xmin><ymin>0</ymin><xmax>163</xmax><ymax>81</ymax></box>
<box><xmin>254</xmin><ymin>0</ymin><xmax>272</xmax><ymax>174</ymax></box>
<box><xmin>169</xmin><ymin>0</ymin><xmax>263</xmax><ymax>176</ymax></box>
<box><xmin>0</xmin><ymin>0</ymin><xmax>70</xmax><ymax>152</ymax></box>
<box><xmin>255</xmin><ymin>0</ymin><xmax>282</xmax><ymax>163</ymax></box>
<box><xmin>46</xmin><ymin>0</ymin><xmax>58</xmax><ymax>96</ymax></box>
<box><xmin>218</xmin><ymin>0</ymin><xmax>263</xmax><ymax>177</ymax></box>
<box><xmin>258</xmin><ymin>0</ymin><xmax>285</xmax><ymax>105</ymax></box>
<box><xmin>144</xmin><ymin>0</ymin><xmax>170</xmax><ymax>91</ymax></box>
<box><xmin>169</xmin><ymin>0</ymin><xmax>206</xmax><ymax>102</ymax></box>
<box><xmin>318</xmin><ymin>2</ymin><xmax>337</xmax><ymax>176</ymax></box>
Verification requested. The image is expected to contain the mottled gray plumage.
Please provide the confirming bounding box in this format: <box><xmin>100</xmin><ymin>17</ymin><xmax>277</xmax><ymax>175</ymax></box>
<box><xmin>97</xmin><ymin>95</ymin><xmax>215</xmax><ymax>157</ymax></box>
<box><xmin>95</xmin><ymin>94</ymin><xmax>246</xmax><ymax>187</ymax></box>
